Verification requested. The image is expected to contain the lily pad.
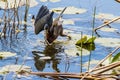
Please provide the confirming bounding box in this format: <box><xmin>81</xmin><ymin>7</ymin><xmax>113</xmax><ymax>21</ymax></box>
<box><xmin>0</xmin><ymin>65</ymin><xmax>31</xmax><ymax>74</ymax></box>
<box><xmin>51</xmin><ymin>6</ymin><xmax>87</xmax><ymax>14</ymax></box>
<box><xmin>62</xmin><ymin>33</ymin><xmax>92</xmax><ymax>56</ymax></box>
<box><xmin>95</xmin><ymin>37</ymin><xmax>120</xmax><ymax>47</ymax></box>
<box><xmin>82</xmin><ymin>59</ymin><xmax>100</xmax><ymax>70</ymax></box>
<box><xmin>0</xmin><ymin>52</ymin><xmax>16</xmax><ymax>59</ymax></box>
<box><xmin>100</xmin><ymin>27</ymin><xmax>118</xmax><ymax>32</ymax></box>
<box><xmin>64</xmin><ymin>47</ymin><xmax>90</xmax><ymax>56</ymax></box>
<box><xmin>75</xmin><ymin>36</ymin><xmax>87</xmax><ymax>45</ymax></box>
<box><xmin>96</xmin><ymin>13</ymin><xmax>117</xmax><ymax>20</ymax></box>
<box><xmin>62</xmin><ymin>19</ymin><xmax>75</xmax><ymax>25</ymax></box>
<box><xmin>29</xmin><ymin>0</ymin><xmax>38</xmax><ymax>7</ymax></box>
<box><xmin>76</xmin><ymin>36</ymin><xmax>96</xmax><ymax>51</ymax></box>
<box><xmin>40</xmin><ymin>0</ymin><xmax>60</xmax><ymax>3</ymax></box>
<box><xmin>96</xmin><ymin>13</ymin><xmax>120</xmax><ymax>23</ymax></box>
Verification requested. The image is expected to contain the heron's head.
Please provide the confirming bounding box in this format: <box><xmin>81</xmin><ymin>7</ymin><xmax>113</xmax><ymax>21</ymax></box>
<box><xmin>31</xmin><ymin>15</ymin><xmax>35</xmax><ymax>24</ymax></box>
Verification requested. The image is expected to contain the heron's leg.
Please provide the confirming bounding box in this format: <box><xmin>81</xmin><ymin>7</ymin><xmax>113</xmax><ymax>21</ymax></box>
<box><xmin>44</xmin><ymin>24</ymin><xmax>52</xmax><ymax>45</ymax></box>
<box><xmin>60</xmin><ymin>28</ymin><xmax>71</xmax><ymax>40</ymax></box>
<box><xmin>60</xmin><ymin>33</ymin><xmax>71</xmax><ymax>40</ymax></box>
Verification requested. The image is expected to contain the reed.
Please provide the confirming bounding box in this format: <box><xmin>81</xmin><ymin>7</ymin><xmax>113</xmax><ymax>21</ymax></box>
<box><xmin>80</xmin><ymin>31</ymin><xmax>83</xmax><ymax>73</ymax></box>
<box><xmin>87</xmin><ymin>6</ymin><xmax>96</xmax><ymax>72</ymax></box>
<box><xmin>0</xmin><ymin>0</ymin><xmax>30</xmax><ymax>39</ymax></box>
<box><xmin>24</xmin><ymin>0</ymin><xmax>30</xmax><ymax>30</ymax></box>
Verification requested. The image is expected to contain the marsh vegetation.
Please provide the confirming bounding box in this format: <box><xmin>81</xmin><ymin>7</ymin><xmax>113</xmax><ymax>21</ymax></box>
<box><xmin>0</xmin><ymin>0</ymin><xmax>120</xmax><ymax>80</ymax></box>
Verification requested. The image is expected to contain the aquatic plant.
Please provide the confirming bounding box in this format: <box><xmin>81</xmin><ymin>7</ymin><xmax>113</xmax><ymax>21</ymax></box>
<box><xmin>76</xmin><ymin>36</ymin><xmax>96</xmax><ymax>51</ymax></box>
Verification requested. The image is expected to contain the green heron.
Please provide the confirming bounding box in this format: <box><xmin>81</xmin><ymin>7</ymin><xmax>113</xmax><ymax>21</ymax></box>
<box><xmin>34</xmin><ymin>5</ymin><xmax>71</xmax><ymax>45</ymax></box>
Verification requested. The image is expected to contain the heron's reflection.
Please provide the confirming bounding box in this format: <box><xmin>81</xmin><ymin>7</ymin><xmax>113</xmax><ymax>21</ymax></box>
<box><xmin>33</xmin><ymin>43</ymin><xmax>64</xmax><ymax>72</ymax></box>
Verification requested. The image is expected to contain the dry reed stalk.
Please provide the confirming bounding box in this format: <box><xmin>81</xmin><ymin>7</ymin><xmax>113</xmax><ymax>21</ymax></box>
<box><xmin>0</xmin><ymin>1</ymin><xmax>8</xmax><ymax>38</ymax></box>
<box><xmin>24</xmin><ymin>0</ymin><xmax>30</xmax><ymax>29</ymax></box>
<box><xmin>0</xmin><ymin>0</ymin><xmax>26</xmax><ymax>38</ymax></box>
<box><xmin>30</xmin><ymin>72</ymin><xmax>119</xmax><ymax>79</ymax></box>
<box><xmin>92</xmin><ymin>61</ymin><xmax>120</xmax><ymax>74</ymax></box>
<box><xmin>30</xmin><ymin>72</ymin><xmax>80</xmax><ymax>75</ymax></box>
<box><xmin>81</xmin><ymin>46</ymin><xmax>120</xmax><ymax>80</ymax></box>
<box><xmin>94</xmin><ymin>17</ymin><xmax>120</xmax><ymax>31</ymax></box>
<box><xmin>19</xmin><ymin>53</ymin><xmax>120</xmax><ymax>80</ymax></box>
<box><xmin>29</xmin><ymin>72</ymin><xmax>100</xmax><ymax>79</ymax></box>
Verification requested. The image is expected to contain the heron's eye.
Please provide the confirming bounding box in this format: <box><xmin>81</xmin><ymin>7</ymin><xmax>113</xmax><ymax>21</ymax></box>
<box><xmin>32</xmin><ymin>15</ymin><xmax>35</xmax><ymax>19</ymax></box>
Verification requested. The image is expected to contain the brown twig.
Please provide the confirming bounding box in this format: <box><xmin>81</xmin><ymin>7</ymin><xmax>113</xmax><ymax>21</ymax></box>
<box><xmin>93</xmin><ymin>46</ymin><xmax>120</xmax><ymax>69</ymax></box>
<box><xmin>94</xmin><ymin>17</ymin><xmax>120</xmax><ymax>31</ymax></box>
<box><xmin>30</xmin><ymin>72</ymin><xmax>80</xmax><ymax>75</ymax></box>
<box><xmin>28</xmin><ymin>71</ymin><xmax>120</xmax><ymax>79</ymax></box>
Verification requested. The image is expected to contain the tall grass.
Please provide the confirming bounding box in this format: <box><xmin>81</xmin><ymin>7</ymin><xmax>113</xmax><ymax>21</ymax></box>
<box><xmin>87</xmin><ymin>6</ymin><xmax>96</xmax><ymax>71</ymax></box>
<box><xmin>0</xmin><ymin>0</ymin><xmax>30</xmax><ymax>39</ymax></box>
<box><xmin>24</xmin><ymin>0</ymin><xmax>30</xmax><ymax>30</ymax></box>
<box><xmin>80</xmin><ymin>31</ymin><xmax>83</xmax><ymax>73</ymax></box>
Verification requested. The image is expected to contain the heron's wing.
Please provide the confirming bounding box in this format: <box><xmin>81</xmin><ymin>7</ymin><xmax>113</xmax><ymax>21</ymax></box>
<box><xmin>35</xmin><ymin>5</ymin><xmax>48</xmax><ymax>23</ymax></box>
<box><xmin>47</xmin><ymin>11</ymin><xmax>54</xmax><ymax>28</ymax></box>
<box><xmin>34</xmin><ymin>6</ymin><xmax>54</xmax><ymax>34</ymax></box>
<box><xmin>46</xmin><ymin>7</ymin><xmax>67</xmax><ymax>44</ymax></box>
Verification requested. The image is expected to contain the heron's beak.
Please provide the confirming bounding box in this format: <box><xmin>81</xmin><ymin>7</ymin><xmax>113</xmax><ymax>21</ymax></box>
<box><xmin>31</xmin><ymin>15</ymin><xmax>35</xmax><ymax>24</ymax></box>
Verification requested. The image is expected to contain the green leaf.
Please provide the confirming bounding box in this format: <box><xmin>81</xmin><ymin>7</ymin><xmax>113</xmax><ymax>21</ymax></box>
<box><xmin>86</xmin><ymin>36</ymin><xmax>96</xmax><ymax>44</ymax></box>
<box><xmin>75</xmin><ymin>36</ymin><xmax>96</xmax><ymax>51</ymax></box>
<box><xmin>111</xmin><ymin>52</ymin><xmax>120</xmax><ymax>63</ymax></box>
<box><xmin>75</xmin><ymin>36</ymin><xmax>87</xmax><ymax>46</ymax></box>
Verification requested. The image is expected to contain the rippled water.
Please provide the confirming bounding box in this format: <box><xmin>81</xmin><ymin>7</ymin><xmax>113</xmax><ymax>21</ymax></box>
<box><xmin>0</xmin><ymin>0</ymin><xmax>120</xmax><ymax>80</ymax></box>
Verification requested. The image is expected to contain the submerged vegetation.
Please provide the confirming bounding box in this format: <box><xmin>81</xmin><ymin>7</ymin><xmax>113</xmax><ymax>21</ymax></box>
<box><xmin>0</xmin><ymin>0</ymin><xmax>120</xmax><ymax>80</ymax></box>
